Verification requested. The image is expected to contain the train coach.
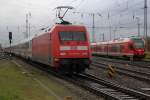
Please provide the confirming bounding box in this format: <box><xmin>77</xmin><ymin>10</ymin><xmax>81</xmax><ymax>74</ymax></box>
<box><xmin>8</xmin><ymin>23</ymin><xmax>91</xmax><ymax>73</ymax></box>
<box><xmin>91</xmin><ymin>37</ymin><xmax>146</xmax><ymax>59</ymax></box>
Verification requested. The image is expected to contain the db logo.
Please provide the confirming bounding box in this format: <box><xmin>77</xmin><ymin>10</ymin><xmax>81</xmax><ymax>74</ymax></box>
<box><xmin>71</xmin><ymin>46</ymin><xmax>77</xmax><ymax>50</ymax></box>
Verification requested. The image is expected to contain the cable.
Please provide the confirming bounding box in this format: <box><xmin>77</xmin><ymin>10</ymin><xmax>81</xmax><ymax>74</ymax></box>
<box><xmin>98</xmin><ymin>0</ymin><xmax>146</xmax><ymax>19</ymax></box>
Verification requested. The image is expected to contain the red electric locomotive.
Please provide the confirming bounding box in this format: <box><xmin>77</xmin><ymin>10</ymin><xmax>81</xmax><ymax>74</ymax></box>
<box><xmin>7</xmin><ymin>6</ymin><xmax>91</xmax><ymax>73</ymax></box>
<box><xmin>8</xmin><ymin>24</ymin><xmax>91</xmax><ymax>73</ymax></box>
<box><xmin>91</xmin><ymin>37</ymin><xmax>146</xmax><ymax>59</ymax></box>
<box><xmin>32</xmin><ymin>24</ymin><xmax>91</xmax><ymax>73</ymax></box>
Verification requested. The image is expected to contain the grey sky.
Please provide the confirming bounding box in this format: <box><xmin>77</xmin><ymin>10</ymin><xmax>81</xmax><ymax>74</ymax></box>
<box><xmin>0</xmin><ymin>0</ymin><xmax>149</xmax><ymax>46</ymax></box>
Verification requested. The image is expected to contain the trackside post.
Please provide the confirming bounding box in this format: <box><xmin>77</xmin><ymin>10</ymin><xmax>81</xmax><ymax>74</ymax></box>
<box><xmin>9</xmin><ymin>32</ymin><xmax>12</xmax><ymax>58</ymax></box>
<box><xmin>106</xmin><ymin>64</ymin><xmax>116</xmax><ymax>78</ymax></box>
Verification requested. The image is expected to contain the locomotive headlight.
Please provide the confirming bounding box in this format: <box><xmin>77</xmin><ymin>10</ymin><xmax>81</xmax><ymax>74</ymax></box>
<box><xmin>54</xmin><ymin>58</ymin><xmax>60</xmax><ymax>62</ymax></box>
<box><xmin>60</xmin><ymin>52</ymin><xmax>66</xmax><ymax>55</ymax></box>
<box><xmin>60</xmin><ymin>46</ymin><xmax>70</xmax><ymax>51</ymax></box>
<box><xmin>82</xmin><ymin>53</ymin><xmax>87</xmax><ymax>55</ymax></box>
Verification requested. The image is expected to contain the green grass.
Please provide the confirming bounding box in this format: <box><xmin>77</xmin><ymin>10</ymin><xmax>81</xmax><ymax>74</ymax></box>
<box><xmin>0</xmin><ymin>60</ymin><xmax>75</xmax><ymax>100</ymax></box>
<box><xmin>0</xmin><ymin>60</ymin><xmax>55</xmax><ymax>100</ymax></box>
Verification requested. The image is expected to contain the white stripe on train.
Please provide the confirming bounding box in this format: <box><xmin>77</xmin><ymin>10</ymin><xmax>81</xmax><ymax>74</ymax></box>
<box><xmin>60</xmin><ymin>46</ymin><xmax>88</xmax><ymax>51</ymax></box>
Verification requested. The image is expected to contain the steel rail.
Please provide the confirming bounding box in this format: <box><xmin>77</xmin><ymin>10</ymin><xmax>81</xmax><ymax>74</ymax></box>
<box><xmin>12</xmin><ymin>56</ymin><xmax>150</xmax><ymax>100</ymax></box>
<box><xmin>92</xmin><ymin>62</ymin><xmax>150</xmax><ymax>83</ymax></box>
<box><xmin>93</xmin><ymin>57</ymin><xmax>150</xmax><ymax>69</ymax></box>
<box><xmin>78</xmin><ymin>73</ymin><xmax>150</xmax><ymax>100</ymax></box>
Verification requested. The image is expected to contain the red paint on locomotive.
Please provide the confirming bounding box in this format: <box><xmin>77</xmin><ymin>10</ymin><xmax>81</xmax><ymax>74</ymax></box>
<box><xmin>32</xmin><ymin>24</ymin><xmax>91</xmax><ymax>72</ymax></box>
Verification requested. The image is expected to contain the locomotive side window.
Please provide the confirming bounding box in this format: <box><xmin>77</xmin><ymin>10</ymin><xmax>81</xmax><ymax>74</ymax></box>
<box><xmin>111</xmin><ymin>44</ymin><xmax>120</xmax><ymax>52</ymax></box>
<box><xmin>59</xmin><ymin>32</ymin><xmax>86</xmax><ymax>41</ymax></box>
<box><xmin>120</xmin><ymin>45</ymin><xmax>123</xmax><ymax>50</ymax></box>
<box><xmin>111</xmin><ymin>45</ymin><xmax>117</xmax><ymax>52</ymax></box>
<box><xmin>21</xmin><ymin>42</ymin><xmax>29</xmax><ymax>49</ymax></box>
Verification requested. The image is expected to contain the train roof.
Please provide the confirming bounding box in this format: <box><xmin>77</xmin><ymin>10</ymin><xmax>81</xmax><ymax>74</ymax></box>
<box><xmin>108</xmin><ymin>37</ymin><xmax>143</xmax><ymax>44</ymax></box>
<box><xmin>108</xmin><ymin>38</ymin><xmax>131</xmax><ymax>44</ymax></box>
<box><xmin>54</xmin><ymin>24</ymin><xmax>86</xmax><ymax>28</ymax></box>
<box><xmin>11</xmin><ymin>36</ymin><xmax>34</xmax><ymax>47</ymax></box>
<box><xmin>34</xmin><ymin>24</ymin><xmax>86</xmax><ymax>38</ymax></box>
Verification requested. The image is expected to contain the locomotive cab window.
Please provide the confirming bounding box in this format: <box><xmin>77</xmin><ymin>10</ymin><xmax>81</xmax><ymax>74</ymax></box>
<box><xmin>132</xmin><ymin>39</ymin><xmax>144</xmax><ymax>49</ymax></box>
<box><xmin>59</xmin><ymin>31</ymin><xmax>86</xmax><ymax>41</ymax></box>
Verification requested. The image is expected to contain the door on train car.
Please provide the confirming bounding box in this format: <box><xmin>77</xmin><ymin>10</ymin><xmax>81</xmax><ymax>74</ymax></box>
<box><xmin>48</xmin><ymin>32</ymin><xmax>53</xmax><ymax>66</ymax></box>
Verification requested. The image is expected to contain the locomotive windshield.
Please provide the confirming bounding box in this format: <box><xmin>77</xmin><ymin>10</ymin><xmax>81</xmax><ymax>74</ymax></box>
<box><xmin>132</xmin><ymin>38</ymin><xmax>144</xmax><ymax>49</ymax></box>
<box><xmin>59</xmin><ymin>31</ymin><xmax>86</xmax><ymax>41</ymax></box>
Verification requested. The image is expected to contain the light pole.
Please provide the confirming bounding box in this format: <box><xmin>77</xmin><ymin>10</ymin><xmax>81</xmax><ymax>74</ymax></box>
<box><xmin>26</xmin><ymin>14</ymin><xmax>28</xmax><ymax>38</ymax></box>
<box><xmin>136</xmin><ymin>17</ymin><xmax>140</xmax><ymax>37</ymax></box>
<box><xmin>73</xmin><ymin>11</ymin><xmax>102</xmax><ymax>43</ymax></box>
<box><xmin>144</xmin><ymin>0</ymin><xmax>148</xmax><ymax>51</ymax></box>
<box><xmin>26</xmin><ymin>12</ymin><xmax>32</xmax><ymax>49</ymax></box>
<box><xmin>99</xmin><ymin>33</ymin><xmax>105</xmax><ymax>42</ymax></box>
<box><xmin>92</xmin><ymin>13</ymin><xmax>95</xmax><ymax>43</ymax></box>
<box><xmin>144</xmin><ymin>0</ymin><xmax>147</xmax><ymax>39</ymax></box>
<box><xmin>26</xmin><ymin>12</ymin><xmax>31</xmax><ymax>39</ymax></box>
<box><xmin>102</xmin><ymin>33</ymin><xmax>104</xmax><ymax>41</ymax></box>
<box><xmin>113</xmin><ymin>27</ymin><xmax>117</xmax><ymax>39</ymax></box>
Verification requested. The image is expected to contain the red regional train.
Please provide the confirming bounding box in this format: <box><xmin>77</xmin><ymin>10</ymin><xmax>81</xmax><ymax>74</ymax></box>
<box><xmin>91</xmin><ymin>37</ymin><xmax>146</xmax><ymax>59</ymax></box>
<box><xmin>8</xmin><ymin>24</ymin><xmax>91</xmax><ymax>73</ymax></box>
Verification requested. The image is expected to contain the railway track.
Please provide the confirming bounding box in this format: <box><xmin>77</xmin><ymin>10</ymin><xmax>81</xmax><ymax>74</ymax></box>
<box><xmin>93</xmin><ymin>57</ymin><xmax>150</xmax><ymax>69</ymax></box>
<box><xmin>0</xmin><ymin>52</ymin><xmax>10</xmax><ymax>60</ymax></box>
<box><xmin>73</xmin><ymin>73</ymin><xmax>150</xmax><ymax>100</ymax></box>
<box><xmin>92</xmin><ymin>58</ymin><xmax>150</xmax><ymax>83</ymax></box>
<box><xmin>15</xmin><ymin>57</ymin><xmax>150</xmax><ymax>100</ymax></box>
